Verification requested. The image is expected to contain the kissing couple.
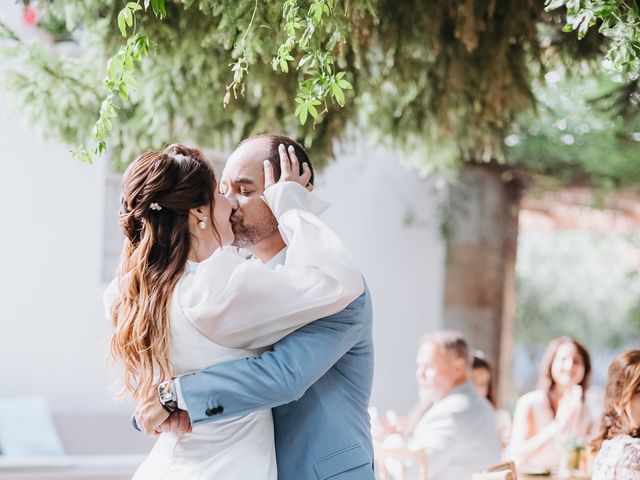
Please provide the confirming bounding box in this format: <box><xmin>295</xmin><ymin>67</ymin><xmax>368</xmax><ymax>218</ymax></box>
<box><xmin>104</xmin><ymin>134</ymin><xmax>375</xmax><ymax>479</ymax></box>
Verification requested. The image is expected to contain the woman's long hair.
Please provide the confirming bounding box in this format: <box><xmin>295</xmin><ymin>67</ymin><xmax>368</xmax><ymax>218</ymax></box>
<box><xmin>472</xmin><ymin>352</ymin><xmax>496</xmax><ymax>408</ymax></box>
<box><xmin>109</xmin><ymin>144</ymin><xmax>221</xmax><ymax>401</ymax></box>
<box><xmin>592</xmin><ymin>350</ymin><xmax>640</xmax><ymax>452</ymax></box>
<box><xmin>537</xmin><ymin>336</ymin><xmax>591</xmax><ymax>413</ymax></box>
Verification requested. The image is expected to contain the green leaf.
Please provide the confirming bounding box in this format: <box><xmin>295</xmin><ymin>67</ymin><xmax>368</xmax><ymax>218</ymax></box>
<box><xmin>297</xmin><ymin>104</ymin><xmax>308</xmax><ymax>124</ymax></box>
<box><xmin>107</xmin><ymin>55</ymin><xmax>122</xmax><ymax>78</ymax></box>
<box><xmin>298</xmin><ymin>54</ymin><xmax>314</xmax><ymax>69</ymax></box>
<box><xmin>117</xmin><ymin>10</ymin><xmax>128</xmax><ymax>37</ymax></box>
<box><xmin>139</xmin><ymin>36</ymin><xmax>150</xmax><ymax>54</ymax></box>
<box><xmin>125</xmin><ymin>9</ymin><xmax>134</xmax><ymax>27</ymax></box>
<box><xmin>562</xmin><ymin>23</ymin><xmax>574</xmax><ymax>32</ymax></box>
<box><xmin>124</xmin><ymin>54</ymin><xmax>134</xmax><ymax>71</ymax></box>
<box><xmin>337</xmin><ymin>79</ymin><xmax>353</xmax><ymax>89</ymax></box>
<box><xmin>544</xmin><ymin>0</ymin><xmax>568</xmax><ymax>11</ymax></box>
<box><xmin>307</xmin><ymin>102</ymin><xmax>319</xmax><ymax>119</ymax></box>
<box><xmin>331</xmin><ymin>83</ymin><xmax>345</xmax><ymax>106</ymax></box>
<box><xmin>73</xmin><ymin>148</ymin><xmax>93</xmax><ymax>164</ymax></box>
<box><xmin>127</xmin><ymin>2</ymin><xmax>142</xmax><ymax>11</ymax></box>
<box><xmin>119</xmin><ymin>83</ymin><xmax>130</xmax><ymax>101</ymax></box>
<box><xmin>151</xmin><ymin>0</ymin><xmax>166</xmax><ymax>17</ymax></box>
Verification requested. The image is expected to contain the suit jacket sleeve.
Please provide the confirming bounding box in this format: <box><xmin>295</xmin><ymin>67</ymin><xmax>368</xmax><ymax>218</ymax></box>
<box><xmin>179</xmin><ymin>287</ymin><xmax>371</xmax><ymax>425</ymax></box>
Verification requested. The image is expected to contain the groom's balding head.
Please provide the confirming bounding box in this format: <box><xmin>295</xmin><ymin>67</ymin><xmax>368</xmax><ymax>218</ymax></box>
<box><xmin>238</xmin><ymin>134</ymin><xmax>315</xmax><ymax>187</ymax></box>
<box><xmin>221</xmin><ymin>134</ymin><xmax>314</xmax><ymax>248</ymax></box>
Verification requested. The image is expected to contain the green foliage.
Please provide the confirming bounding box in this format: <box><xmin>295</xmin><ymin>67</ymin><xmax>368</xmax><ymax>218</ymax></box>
<box><xmin>516</xmin><ymin>231</ymin><xmax>640</xmax><ymax>348</ymax></box>
<box><xmin>546</xmin><ymin>0</ymin><xmax>640</xmax><ymax>77</ymax></box>
<box><xmin>271</xmin><ymin>0</ymin><xmax>353</xmax><ymax>125</ymax></box>
<box><xmin>75</xmin><ymin>1</ymin><xmax>156</xmax><ymax>162</ymax></box>
<box><xmin>0</xmin><ymin>20</ymin><xmax>101</xmax><ymax>159</ymax></box>
<box><xmin>0</xmin><ymin>0</ymin><xmax>635</xmax><ymax>186</ymax></box>
<box><xmin>1</xmin><ymin>0</ymin><xmax>371</xmax><ymax>169</ymax></box>
<box><xmin>506</xmin><ymin>70</ymin><xmax>640</xmax><ymax>188</ymax></box>
<box><xmin>355</xmin><ymin>0</ymin><xmax>543</xmax><ymax>174</ymax></box>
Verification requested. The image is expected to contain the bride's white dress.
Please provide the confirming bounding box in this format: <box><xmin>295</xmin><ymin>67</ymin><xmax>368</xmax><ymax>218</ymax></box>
<box><xmin>105</xmin><ymin>182</ymin><xmax>364</xmax><ymax>480</ymax></box>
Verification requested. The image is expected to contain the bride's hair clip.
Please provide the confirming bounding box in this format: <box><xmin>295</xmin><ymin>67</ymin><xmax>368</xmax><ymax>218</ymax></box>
<box><xmin>150</xmin><ymin>202</ymin><xmax>163</xmax><ymax>211</ymax></box>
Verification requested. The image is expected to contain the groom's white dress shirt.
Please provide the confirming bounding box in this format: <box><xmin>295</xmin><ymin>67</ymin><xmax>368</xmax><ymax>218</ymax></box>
<box><xmin>409</xmin><ymin>380</ymin><xmax>501</xmax><ymax>480</ymax></box>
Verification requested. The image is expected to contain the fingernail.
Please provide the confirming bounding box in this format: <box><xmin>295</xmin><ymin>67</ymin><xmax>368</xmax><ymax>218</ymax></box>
<box><xmin>264</xmin><ymin>160</ymin><xmax>270</xmax><ymax>166</ymax></box>
<box><xmin>288</xmin><ymin>145</ymin><xmax>294</xmax><ymax>151</ymax></box>
<box><xmin>279</xmin><ymin>144</ymin><xmax>284</xmax><ymax>150</ymax></box>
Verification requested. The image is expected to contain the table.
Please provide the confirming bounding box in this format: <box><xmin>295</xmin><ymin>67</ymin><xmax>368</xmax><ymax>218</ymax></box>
<box><xmin>521</xmin><ymin>473</ymin><xmax>591</xmax><ymax>479</ymax></box>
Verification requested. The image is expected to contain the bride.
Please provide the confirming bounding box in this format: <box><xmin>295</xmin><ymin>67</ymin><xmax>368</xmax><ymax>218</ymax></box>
<box><xmin>104</xmin><ymin>143</ymin><xmax>364</xmax><ymax>479</ymax></box>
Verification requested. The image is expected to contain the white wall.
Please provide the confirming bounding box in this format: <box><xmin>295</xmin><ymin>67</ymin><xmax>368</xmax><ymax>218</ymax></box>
<box><xmin>0</xmin><ymin>3</ymin><xmax>445</xmax><ymax>419</ymax></box>
<box><xmin>315</xmin><ymin>144</ymin><xmax>445</xmax><ymax>412</ymax></box>
<box><xmin>0</xmin><ymin>4</ymin><xmax>118</xmax><ymax>415</ymax></box>
<box><xmin>0</xmin><ymin>103</ymin><xmax>116</xmax><ymax>413</ymax></box>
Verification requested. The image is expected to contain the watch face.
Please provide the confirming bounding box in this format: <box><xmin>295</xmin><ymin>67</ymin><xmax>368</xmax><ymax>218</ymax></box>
<box><xmin>159</xmin><ymin>382</ymin><xmax>175</xmax><ymax>403</ymax></box>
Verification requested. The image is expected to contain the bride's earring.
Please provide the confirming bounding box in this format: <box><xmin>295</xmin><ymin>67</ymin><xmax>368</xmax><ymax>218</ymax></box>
<box><xmin>198</xmin><ymin>216</ymin><xmax>207</xmax><ymax>230</ymax></box>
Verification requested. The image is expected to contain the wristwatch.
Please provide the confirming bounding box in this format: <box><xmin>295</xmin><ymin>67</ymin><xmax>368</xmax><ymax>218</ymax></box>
<box><xmin>158</xmin><ymin>380</ymin><xmax>178</xmax><ymax>414</ymax></box>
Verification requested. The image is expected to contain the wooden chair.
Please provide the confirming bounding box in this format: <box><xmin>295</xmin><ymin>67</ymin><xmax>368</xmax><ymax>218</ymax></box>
<box><xmin>472</xmin><ymin>461</ymin><xmax>517</xmax><ymax>480</ymax></box>
<box><xmin>373</xmin><ymin>441</ymin><xmax>427</xmax><ymax>480</ymax></box>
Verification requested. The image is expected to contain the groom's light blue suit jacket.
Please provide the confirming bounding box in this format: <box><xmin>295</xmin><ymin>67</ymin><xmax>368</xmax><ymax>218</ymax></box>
<box><xmin>179</xmin><ymin>286</ymin><xmax>375</xmax><ymax>480</ymax></box>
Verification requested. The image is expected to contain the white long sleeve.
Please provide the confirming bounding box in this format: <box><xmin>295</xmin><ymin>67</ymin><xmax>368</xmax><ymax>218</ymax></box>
<box><xmin>183</xmin><ymin>181</ymin><xmax>364</xmax><ymax>349</ymax></box>
<box><xmin>408</xmin><ymin>382</ymin><xmax>500</xmax><ymax>480</ymax></box>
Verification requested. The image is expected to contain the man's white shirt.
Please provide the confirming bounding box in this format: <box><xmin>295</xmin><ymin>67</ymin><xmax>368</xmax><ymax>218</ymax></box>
<box><xmin>263</xmin><ymin>247</ymin><xmax>287</xmax><ymax>270</ymax></box>
<box><xmin>409</xmin><ymin>380</ymin><xmax>501</xmax><ymax>480</ymax></box>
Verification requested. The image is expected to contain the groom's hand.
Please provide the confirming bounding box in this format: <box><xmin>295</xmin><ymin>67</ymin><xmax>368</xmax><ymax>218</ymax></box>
<box><xmin>134</xmin><ymin>393</ymin><xmax>170</xmax><ymax>436</ymax></box>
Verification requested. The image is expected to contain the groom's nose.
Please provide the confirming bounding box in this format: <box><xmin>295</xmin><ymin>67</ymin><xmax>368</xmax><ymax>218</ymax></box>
<box><xmin>225</xmin><ymin>191</ymin><xmax>239</xmax><ymax>210</ymax></box>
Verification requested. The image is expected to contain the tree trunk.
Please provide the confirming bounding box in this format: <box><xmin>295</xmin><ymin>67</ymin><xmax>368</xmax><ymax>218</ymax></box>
<box><xmin>441</xmin><ymin>165</ymin><xmax>522</xmax><ymax>408</ymax></box>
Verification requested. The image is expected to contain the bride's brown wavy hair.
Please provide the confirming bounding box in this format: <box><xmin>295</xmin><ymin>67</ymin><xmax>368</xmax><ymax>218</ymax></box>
<box><xmin>592</xmin><ymin>350</ymin><xmax>640</xmax><ymax>452</ymax></box>
<box><xmin>109</xmin><ymin>144</ymin><xmax>221</xmax><ymax>400</ymax></box>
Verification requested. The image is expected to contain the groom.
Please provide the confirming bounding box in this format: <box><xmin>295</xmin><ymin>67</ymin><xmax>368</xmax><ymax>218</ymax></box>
<box><xmin>136</xmin><ymin>134</ymin><xmax>375</xmax><ymax>480</ymax></box>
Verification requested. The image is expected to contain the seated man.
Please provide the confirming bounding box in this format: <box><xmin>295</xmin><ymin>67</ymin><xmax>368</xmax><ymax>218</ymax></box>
<box><xmin>376</xmin><ymin>331</ymin><xmax>500</xmax><ymax>480</ymax></box>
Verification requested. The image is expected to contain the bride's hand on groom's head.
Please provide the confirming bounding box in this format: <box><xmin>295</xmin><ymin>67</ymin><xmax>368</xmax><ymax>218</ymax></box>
<box><xmin>263</xmin><ymin>144</ymin><xmax>312</xmax><ymax>190</ymax></box>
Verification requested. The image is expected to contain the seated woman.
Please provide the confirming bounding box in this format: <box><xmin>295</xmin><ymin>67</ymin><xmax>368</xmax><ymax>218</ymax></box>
<box><xmin>592</xmin><ymin>350</ymin><xmax>640</xmax><ymax>479</ymax></box>
<box><xmin>471</xmin><ymin>352</ymin><xmax>512</xmax><ymax>450</ymax></box>
<box><xmin>508</xmin><ymin>337</ymin><xmax>593</xmax><ymax>469</ymax></box>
